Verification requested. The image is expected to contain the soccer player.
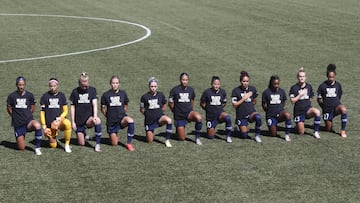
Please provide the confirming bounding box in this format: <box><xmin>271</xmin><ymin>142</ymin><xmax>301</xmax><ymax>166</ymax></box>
<box><xmin>231</xmin><ymin>71</ymin><xmax>262</xmax><ymax>143</ymax></box>
<box><xmin>101</xmin><ymin>75</ymin><xmax>135</xmax><ymax>151</ymax></box>
<box><xmin>70</xmin><ymin>72</ymin><xmax>102</xmax><ymax>152</ymax></box>
<box><xmin>289</xmin><ymin>67</ymin><xmax>321</xmax><ymax>139</ymax></box>
<box><xmin>200</xmin><ymin>76</ymin><xmax>232</xmax><ymax>143</ymax></box>
<box><xmin>168</xmin><ymin>72</ymin><xmax>203</xmax><ymax>145</ymax></box>
<box><xmin>40</xmin><ymin>78</ymin><xmax>72</xmax><ymax>153</ymax></box>
<box><xmin>317</xmin><ymin>64</ymin><xmax>347</xmax><ymax>138</ymax></box>
<box><xmin>140</xmin><ymin>77</ymin><xmax>173</xmax><ymax>147</ymax></box>
<box><xmin>262</xmin><ymin>75</ymin><xmax>292</xmax><ymax>142</ymax></box>
<box><xmin>6</xmin><ymin>76</ymin><xmax>42</xmax><ymax>155</ymax></box>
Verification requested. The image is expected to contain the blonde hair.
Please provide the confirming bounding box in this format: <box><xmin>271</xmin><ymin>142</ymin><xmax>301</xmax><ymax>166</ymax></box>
<box><xmin>297</xmin><ymin>67</ymin><xmax>306</xmax><ymax>77</ymax></box>
<box><xmin>79</xmin><ymin>72</ymin><xmax>89</xmax><ymax>82</ymax></box>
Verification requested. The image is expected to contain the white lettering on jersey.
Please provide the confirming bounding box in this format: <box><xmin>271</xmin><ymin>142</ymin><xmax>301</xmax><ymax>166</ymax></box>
<box><xmin>210</xmin><ymin>96</ymin><xmax>221</xmax><ymax>105</ymax></box>
<box><xmin>326</xmin><ymin>88</ymin><xmax>337</xmax><ymax>97</ymax></box>
<box><xmin>148</xmin><ymin>99</ymin><xmax>160</xmax><ymax>109</ymax></box>
<box><xmin>78</xmin><ymin>93</ymin><xmax>90</xmax><ymax>104</ymax></box>
<box><xmin>178</xmin><ymin>93</ymin><xmax>190</xmax><ymax>102</ymax></box>
<box><xmin>49</xmin><ymin>98</ymin><xmax>60</xmax><ymax>108</ymax></box>
<box><xmin>299</xmin><ymin>89</ymin><xmax>309</xmax><ymax>100</ymax></box>
<box><xmin>270</xmin><ymin>94</ymin><xmax>281</xmax><ymax>104</ymax></box>
<box><xmin>15</xmin><ymin>98</ymin><xmax>27</xmax><ymax>108</ymax></box>
<box><xmin>241</xmin><ymin>93</ymin><xmax>252</xmax><ymax>102</ymax></box>
<box><xmin>110</xmin><ymin>96</ymin><xmax>122</xmax><ymax>106</ymax></box>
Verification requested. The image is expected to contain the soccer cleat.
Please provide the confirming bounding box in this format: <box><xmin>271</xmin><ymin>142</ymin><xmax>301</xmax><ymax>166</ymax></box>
<box><xmin>226</xmin><ymin>136</ymin><xmax>232</xmax><ymax>143</ymax></box>
<box><xmin>255</xmin><ymin>135</ymin><xmax>262</xmax><ymax>143</ymax></box>
<box><xmin>165</xmin><ymin>140</ymin><xmax>172</xmax><ymax>148</ymax></box>
<box><xmin>35</xmin><ymin>148</ymin><xmax>42</xmax><ymax>156</ymax></box>
<box><xmin>195</xmin><ymin>138</ymin><xmax>202</xmax><ymax>145</ymax></box>
<box><xmin>126</xmin><ymin>143</ymin><xmax>135</xmax><ymax>151</ymax></box>
<box><xmin>285</xmin><ymin>134</ymin><xmax>291</xmax><ymax>142</ymax></box>
<box><xmin>64</xmin><ymin>144</ymin><xmax>72</xmax><ymax>153</ymax></box>
<box><xmin>340</xmin><ymin>130</ymin><xmax>347</xmax><ymax>138</ymax></box>
<box><xmin>314</xmin><ymin>131</ymin><xmax>321</xmax><ymax>139</ymax></box>
<box><xmin>94</xmin><ymin>144</ymin><xmax>101</xmax><ymax>152</ymax></box>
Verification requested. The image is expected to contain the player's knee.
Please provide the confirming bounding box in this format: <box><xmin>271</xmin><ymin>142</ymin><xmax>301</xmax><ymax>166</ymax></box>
<box><xmin>62</xmin><ymin>119</ymin><xmax>72</xmax><ymax>130</ymax></box>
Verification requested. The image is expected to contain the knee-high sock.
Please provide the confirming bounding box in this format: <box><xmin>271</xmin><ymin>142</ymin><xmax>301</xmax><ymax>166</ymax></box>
<box><xmin>285</xmin><ymin>119</ymin><xmax>292</xmax><ymax>135</ymax></box>
<box><xmin>254</xmin><ymin>113</ymin><xmax>262</xmax><ymax>136</ymax></box>
<box><xmin>341</xmin><ymin>113</ymin><xmax>347</xmax><ymax>131</ymax></box>
<box><xmin>127</xmin><ymin>122</ymin><xmax>135</xmax><ymax>144</ymax></box>
<box><xmin>166</xmin><ymin>124</ymin><xmax>172</xmax><ymax>140</ymax></box>
<box><xmin>225</xmin><ymin>115</ymin><xmax>232</xmax><ymax>137</ymax></box>
<box><xmin>195</xmin><ymin>121</ymin><xmax>202</xmax><ymax>138</ymax></box>
<box><xmin>95</xmin><ymin>124</ymin><xmax>102</xmax><ymax>145</ymax></box>
<box><xmin>314</xmin><ymin>116</ymin><xmax>321</xmax><ymax>132</ymax></box>
<box><xmin>64</xmin><ymin>128</ymin><xmax>71</xmax><ymax>145</ymax></box>
<box><xmin>35</xmin><ymin>129</ymin><xmax>42</xmax><ymax>148</ymax></box>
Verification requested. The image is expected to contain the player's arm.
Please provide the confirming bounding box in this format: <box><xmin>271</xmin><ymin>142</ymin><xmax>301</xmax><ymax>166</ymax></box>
<box><xmin>124</xmin><ymin>103</ymin><xmax>128</xmax><ymax>112</ymax></box>
<box><xmin>59</xmin><ymin>105</ymin><xmax>68</xmax><ymax>120</ymax></box>
<box><xmin>200</xmin><ymin>101</ymin><xmax>206</xmax><ymax>110</ymax></box>
<box><xmin>40</xmin><ymin>106</ymin><xmax>47</xmax><ymax>130</ymax></box>
<box><xmin>92</xmin><ymin>98</ymin><xmax>98</xmax><ymax>118</ymax></box>
<box><xmin>262</xmin><ymin>100</ymin><xmax>267</xmax><ymax>112</ymax></box>
<box><xmin>7</xmin><ymin>105</ymin><xmax>12</xmax><ymax>116</ymax></box>
<box><xmin>30</xmin><ymin>104</ymin><xmax>35</xmax><ymax>113</ymax></box>
<box><xmin>70</xmin><ymin>104</ymin><xmax>76</xmax><ymax>125</ymax></box>
<box><xmin>101</xmin><ymin>105</ymin><xmax>107</xmax><ymax>117</ymax></box>
<box><xmin>168</xmin><ymin>98</ymin><xmax>174</xmax><ymax>112</ymax></box>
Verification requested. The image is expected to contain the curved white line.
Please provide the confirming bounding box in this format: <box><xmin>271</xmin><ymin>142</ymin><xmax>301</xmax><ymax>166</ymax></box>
<box><xmin>0</xmin><ymin>14</ymin><xmax>151</xmax><ymax>63</ymax></box>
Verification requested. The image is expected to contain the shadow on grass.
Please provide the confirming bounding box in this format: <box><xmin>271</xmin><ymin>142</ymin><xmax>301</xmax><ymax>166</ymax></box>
<box><xmin>1</xmin><ymin>140</ymin><xmax>35</xmax><ymax>152</ymax></box>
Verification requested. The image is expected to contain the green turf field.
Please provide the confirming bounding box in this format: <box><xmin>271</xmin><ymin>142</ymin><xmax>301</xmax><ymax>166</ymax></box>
<box><xmin>1</xmin><ymin>0</ymin><xmax>360</xmax><ymax>202</ymax></box>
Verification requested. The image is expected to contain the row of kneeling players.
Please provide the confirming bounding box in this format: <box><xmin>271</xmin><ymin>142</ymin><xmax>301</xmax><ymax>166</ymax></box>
<box><xmin>6</xmin><ymin>64</ymin><xmax>347</xmax><ymax>155</ymax></box>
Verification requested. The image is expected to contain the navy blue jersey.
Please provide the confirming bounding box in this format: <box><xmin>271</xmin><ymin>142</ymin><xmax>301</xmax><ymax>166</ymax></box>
<box><xmin>7</xmin><ymin>91</ymin><xmax>35</xmax><ymax>128</ymax></box>
<box><xmin>101</xmin><ymin>89</ymin><xmax>129</xmax><ymax>126</ymax></box>
<box><xmin>317</xmin><ymin>81</ymin><xmax>342</xmax><ymax>113</ymax></box>
<box><xmin>40</xmin><ymin>91</ymin><xmax>67</xmax><ymax>127</ymax></box>
<box><xmin>69</xmin><ymin>86</ymin><xmax>97</xmax><ymax>126</ymax></box>
<box><xmin>262</xmin><ymin>88</ymin><xmax>287</xmax><ymax>118</ymax></box>
<box><xmin>168</xmin><ymin>85</ymin><xmax>195</xmax><ymax>120</ymax></box>
<box><xmin>200</xmin><ymin>88</ymin><xmax>227</xmax><ymax>121</ymax></box>
<box><xmin>289</xmin><ymin>83</ymin><xmax>314</xmax><ymax>116</ymax></box>
<box><xmin>140</xmin><ymin>91</ymin><xmax>166</xmax><ymax>125</ymax></box>
<box><xmin>231</xmin><ymin>85</ymin><xmax>258</xmax><ymax>119</ymax></box>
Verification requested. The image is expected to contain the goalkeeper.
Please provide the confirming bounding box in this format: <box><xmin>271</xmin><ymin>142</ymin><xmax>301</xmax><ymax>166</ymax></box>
<box><xmin>40</xmin><ymin>78</ymin><xmax>72</xmax><ymax>153</ymax></box>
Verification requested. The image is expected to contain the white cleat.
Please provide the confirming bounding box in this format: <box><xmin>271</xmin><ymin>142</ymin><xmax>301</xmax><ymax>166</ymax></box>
<box><xmin>226</xmin><ymin>136</ymin><xmax>232</xmax><ymax>143</ymax></box>
<box><xmin>65</xmin><ymin>144</ymin><xmax>72</xmax><ymax>153</ymax></box>
<box><xmin>35</xmin><ymin>148</ymin><xmax>42</xmax><ymax>156</ymax></box>
<box><xmin>195</xmin><ymin>138</ymin><xmax>202</xmax><ymax>145</ymax></box>
<box><xmin>165</xmin><ymin>140</ymin><xmax>172</xmax><ymax>148</ymax></box>
<box><xmin>285</xmin><ymin>134</ymin><xmax>291</xmax><ymax>142</ymax></box>
<box><xmin>255</xmin><ymin>135</ymin><xmax>262</xmax><ymax>143</ymax></box>
<box><xmin>94</xmin><ymin>144</ymin><xmax>101</xmax><ymax>152</ymax></box>
<box><xmin>314</xmin><ymin>131</ymin><xmax>321</xmax><ymax>139</ymax></box>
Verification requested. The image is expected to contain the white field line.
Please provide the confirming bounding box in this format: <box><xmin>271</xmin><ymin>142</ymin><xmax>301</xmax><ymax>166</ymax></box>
<box><xmin>0</xmin><ymin>13</ymin><xmax>152</xmax><ymax>63</ymax></box>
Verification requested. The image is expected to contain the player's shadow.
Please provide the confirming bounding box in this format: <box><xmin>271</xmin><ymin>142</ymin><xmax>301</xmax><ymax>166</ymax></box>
<box><xmin>1</xmin><ymin>140</ymin><xmax>35</xmax><ymax>152</ymax></box>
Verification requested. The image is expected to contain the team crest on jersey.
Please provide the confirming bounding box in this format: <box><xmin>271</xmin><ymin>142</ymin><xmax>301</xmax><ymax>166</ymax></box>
<box><xmin>326</xmin><ymin>88</ymin><xmax>337</xmax><ymax>97</ymax></box>
<box><xmin>110</xmin><ymin>96</ymin><xmax>122</xmax><ymax>106</ymax></box>
<box><xmin>178</xmin><ymin>93</ymin><xmax>190</xmax><ymax>102</ymax></box>
<box><xmin>270</xmin><ymin>94</ymin><xmax>281</xmax><ymax>104</ymax></box>
<box><xmin>210</xmin><ymin>96</ymin><xmax>221</xmax><ymax>105</ymax></box>
<box><xmin>78</xmin><ymin>93</ymin><xmax>90</xmax><ymax>104</ymax></box>
<box><xmin>15</xmin><ymin>98</ymin><xmax>27</xmax><ymax>108</ymax></box>
<box><xmin>48</xmin><ymin>98</ymin><xmax>60</xmax><ymax>108</ymax></box>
